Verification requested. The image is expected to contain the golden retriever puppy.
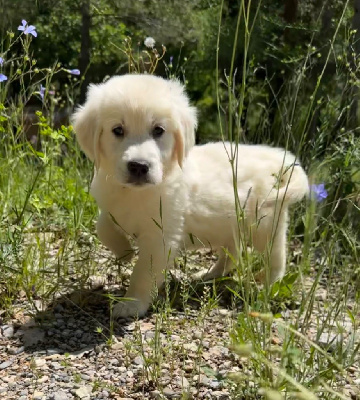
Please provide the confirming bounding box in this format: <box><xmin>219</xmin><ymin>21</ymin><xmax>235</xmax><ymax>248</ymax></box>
<box><xmin>73</xmin><ymin>74</ymin><xmax>309</xmax><ymax>318</ymax></box>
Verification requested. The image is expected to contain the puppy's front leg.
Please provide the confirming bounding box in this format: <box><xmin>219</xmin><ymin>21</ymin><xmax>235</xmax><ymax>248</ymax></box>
<box><xmin>113</xmin><ymin>233</ymin><xmax>173</xmax><ymax>319</ymax></box>
<box><xmin>97</xmin><ymin>211</ymin><xmax>133</xmax><ymax>261</ymax></box>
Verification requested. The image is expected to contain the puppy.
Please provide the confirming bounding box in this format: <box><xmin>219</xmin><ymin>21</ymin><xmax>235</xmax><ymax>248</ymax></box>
<box><xmin>73</xmin><ymin>74</ymin><xmax>309</xmax><ymax>318</ymax></box>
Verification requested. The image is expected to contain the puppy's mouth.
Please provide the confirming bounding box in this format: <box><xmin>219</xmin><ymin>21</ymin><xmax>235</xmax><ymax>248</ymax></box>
<box><xmin>126</xmin><ymin>177</ymin><xmax>155</xmax><ymax>187</ymax></box>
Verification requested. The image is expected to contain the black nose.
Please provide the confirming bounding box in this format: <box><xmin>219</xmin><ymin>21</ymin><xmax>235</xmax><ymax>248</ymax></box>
<box><xmin>127</xmin><ymin>160</ymin><xmax>150</xmax><ymax>177</ymax></box>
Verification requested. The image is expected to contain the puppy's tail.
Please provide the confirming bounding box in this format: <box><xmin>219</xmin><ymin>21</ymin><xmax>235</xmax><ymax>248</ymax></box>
<box><xmin>265</xmin><ymin>163</ymin><xmax>309</xmax><ymax>206</ymax></box>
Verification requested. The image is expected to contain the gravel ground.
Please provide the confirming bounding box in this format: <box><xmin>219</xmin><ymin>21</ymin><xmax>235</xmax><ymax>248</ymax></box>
<box><xmin>1</xmin><ymin>298</ymin><xmax>238</xmax><ymax>399</ymax></box>
<box><xmin>1</xmin><ymin>247</ymin><xmax>359</xmax><ymax>399</ymax></box>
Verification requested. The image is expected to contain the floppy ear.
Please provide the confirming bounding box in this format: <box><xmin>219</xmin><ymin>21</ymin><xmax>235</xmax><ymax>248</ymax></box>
<box><xmin>72</xmin><ymin>84</ymin><xmax>102</xmax><ymax>166</ymax></box>
<box><xmin>173</xmin><ymin>105</ymin><xmax>197</xmax><ymax>168</ymax></box>
<box><xmin>170</xmin><ymin>81</ymin><xmax>197</xmax><ymax>168</ymax></box>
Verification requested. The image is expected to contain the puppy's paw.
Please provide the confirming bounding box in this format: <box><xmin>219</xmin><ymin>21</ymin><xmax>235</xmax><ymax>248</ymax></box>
<box><xmin>254</xmin><ymin>269</ymin><xmax>266</xmax><ymax>284</ymax></box>
<box><xmin>115</xmin><ymin>250</ymin><xmax>135</xmax><ymax>262</ymax></box>
<box><xmin>255</xmin><ymin>269</ymin><xmax>282</xmax><ymax>285</ymax></box>
<box><xmin>112</xmin><ymin>299</ymin><xmax>149</xmax><ymax>320</ymax></box>
<box><xmin>193</xmin><ymin>269</ymin><xmax>222</xmax><ymax>282</ymax></box>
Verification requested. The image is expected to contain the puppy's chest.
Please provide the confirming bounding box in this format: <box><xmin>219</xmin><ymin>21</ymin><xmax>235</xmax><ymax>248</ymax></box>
<box><xmin>91</xmin><ymin>181</ymin><xmax>181</xmax><ymax>237</ymax></box>
<box><xmin>97</xmin><ymin>192</ymin><xmax>159</xmax><ymax>235</ymax></box>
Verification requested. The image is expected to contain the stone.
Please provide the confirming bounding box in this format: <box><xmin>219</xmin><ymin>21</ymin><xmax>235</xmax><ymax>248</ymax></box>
<box><xmin>317</xmin><ymin>332</ymin><xmax>342</xmax><ymax>352</ymax></box>
<box><xmin>33</xmin><ymin>358</ymin><xmax>47</xmax><ymax>368</ymax></box>
<box><xmin>74</xmin><ymin>385</ymin><xmax>92</xmax><ymax>399</ymax></box>
<box><xmin>47</xmin><ymin>349</ymin><xmax>62</xmax><ymax>356</ymax></box>
<box><xmin>212</xmin><ymin>391</ymin><xmax>231</xmax><ymax>399</ymax></box>
<box><xmin>193</xmin><ymin>330</ymin><xmax>202</xmax><ymax>339</ymax></box>
<box><xmin>38</xmin><ymin>375</ymin><xmax>49</xmax><ymax>384</ymax></box>
<box><xmin>8</xmin><ymin>346</ymin><xmax>25</xmax><ymax>355</ymax></box>
<box><xmin>51</xmin><ymin>391</ymin><xmax>69</xmax><ymax>400</ymax></box>
<box><xmin>2</xmin><ymin>325</ymin><xmax>15</xmax><ymax>338</ymax></box>
<box><xmin>163</xmin><ymin>387</ymin><xmax>181</xmax><ymax>398</ymax></box>
<box><xmin>69</xmin><ymin>345</ymin><xmax>94</xmax><ymax>359</ymax></box>
<box><xmin>33</xmin><ymin>391</ymin><xmax>44</xmax><ymax>400</ymax></box>
<box><xmin>183</xmin><ymin>343</ymin><xmax>198</xmax><ymax>352</ymax></box>
<box><xmin>0</xmin><ymin>360</ymin><xmax>14</xmax><ymax>369</ymax></box>
<box><xmin>133</xmin><ymin>356</ymin><xmax>144</xmax><ymax>366</ymax></box>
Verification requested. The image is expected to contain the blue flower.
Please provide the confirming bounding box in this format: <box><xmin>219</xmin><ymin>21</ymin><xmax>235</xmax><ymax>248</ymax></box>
<box><xmin>39</xmin><ymin>85</ymin><xmax>45</xmax><ymax>99</ymax></box>
<box><xmin>0</xmin><ymin>74</ymin><xmax>7</xmax><ymax>82</ymax></box>
<box><xmin>310</xmin><ymin>183</ymin><xmax>328</xmax><ymax>202</ymax></box>
<box><xmin>0</xmin><ymin>57</ymin><xmax>3</xmax><ymax>66</ymax></box>
<box><xmin>67</xmin><ymin>69</ymin><xmax>80</xmax><ymax>75</ymax></box>
<box><xmin>18</xmin><ymin>20</ymin><xmax>37</xmax><ymax>37</ymax></box>
<box><xmin>169</xmin><ymin>56</ymin><xmax>173</xmax><ymax>68</ymax></box>
<box><xmin>39</xmin><ymin>84</ymin><xmax>55</xmax><ymax>100</ymax></box>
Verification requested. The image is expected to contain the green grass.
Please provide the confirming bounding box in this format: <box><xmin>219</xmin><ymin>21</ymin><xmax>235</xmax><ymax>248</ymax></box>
<box><xmin>0</xmin><ymin>2</ymin><xmax>359</xmax><ymax>399</ymax></box>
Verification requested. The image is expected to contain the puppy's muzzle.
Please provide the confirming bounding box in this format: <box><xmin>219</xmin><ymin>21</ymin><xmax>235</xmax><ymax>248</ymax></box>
<box><xmin>127</xmin><ymin>160</ymin><xmax>151</xmax><ymax>185</ymax></box>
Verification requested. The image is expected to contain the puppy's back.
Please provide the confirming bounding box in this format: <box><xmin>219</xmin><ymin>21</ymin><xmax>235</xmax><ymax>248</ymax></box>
<box><xmin>184</xmin><ymin>142</ymin><xmax>309</xmax><ymax>206</ymax></box>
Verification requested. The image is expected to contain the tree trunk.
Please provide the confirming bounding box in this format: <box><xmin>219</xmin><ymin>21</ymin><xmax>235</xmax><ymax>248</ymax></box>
<box><xmin>283</xmin><ymin>0</ymin><xmax>297</xmax><ymax>24</ymax></box>
<box><xmin>283</xmin><ymin>0</ymin><xmax>298</xmax><ymax>44</ymax></box>
<box><xmin>79</xmin><ymin>0</ymin><xmax>91</xmax><ymax>104</ymax></box>
<box><xmin>350</xmin><ymin>0</ymin><xmax>360</xmax><ymax>132</ymax></box>
<box><xmin>353</xmin><ymin>0</ymin><xmax>360</xmax><ymax>53</ymax></box>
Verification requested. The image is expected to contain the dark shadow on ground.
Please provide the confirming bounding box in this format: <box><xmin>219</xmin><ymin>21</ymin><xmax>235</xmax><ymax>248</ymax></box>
<box><xmin>13</xmin><ymin>275</ymin><xmax>242</xmax><ymax>356</ymax></box>
<box><xmin>161</xmin><ymin>274</ymin><xmax>243</xmax><ymax>312</ymax></box>
<box><xmin>15</xmin><ymin>287</ymin><xmax>126</xmax><ymax>355</ymax></box>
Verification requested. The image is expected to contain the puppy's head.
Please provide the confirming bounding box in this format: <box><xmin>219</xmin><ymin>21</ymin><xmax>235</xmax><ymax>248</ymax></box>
<box><xmin>72</xmin><ymin>74</ymin><xmax>197</xmax><ymax>187</ymax></box>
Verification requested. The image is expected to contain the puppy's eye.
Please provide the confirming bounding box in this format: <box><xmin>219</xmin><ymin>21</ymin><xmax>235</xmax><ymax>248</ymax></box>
<box><xmin>152</xmin><ymin>126</ymin><xmax>165</xmax><ymax>139</ymax></box>
<box><xmin>112</xmin><ymin>126</ymin><xmax>124</xmax><ymax>137</ymax></box>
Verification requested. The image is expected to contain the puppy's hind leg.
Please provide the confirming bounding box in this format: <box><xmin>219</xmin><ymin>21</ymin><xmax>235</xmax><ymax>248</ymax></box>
<box><xmin>195</xmin><ymin>245</ymin><xmax>238</xmax><ymax>281</ymax></box>
<box><xmin>96</xmin><ymin>211</ymin><xmax>134</xmax><ymax>261</ymax></box>
<box><xmin>253</xmin><ymin>213</ymin><xmax>287</xmax><ymax>284</ymax></box>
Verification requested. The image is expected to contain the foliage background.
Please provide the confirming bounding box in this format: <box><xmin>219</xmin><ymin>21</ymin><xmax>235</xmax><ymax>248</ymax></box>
<box><xmin>0</xmin><ymin>1</ymin><xmax>359</xmax><ymax>267</ymax></box>
<box><xmin>1</xmin><ymin>0</ymin><xmax>359</xmax><ymax>145</ymax></box>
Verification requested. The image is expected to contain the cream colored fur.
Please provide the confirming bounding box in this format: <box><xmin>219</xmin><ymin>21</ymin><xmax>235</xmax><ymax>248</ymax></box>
<box><xmin>72</xmin><ymin>74</ymin><xmax>309</xmax><ymax>318</ymax></box>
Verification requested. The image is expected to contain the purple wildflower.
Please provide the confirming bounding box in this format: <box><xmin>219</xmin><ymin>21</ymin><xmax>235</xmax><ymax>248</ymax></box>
<box><xmin>29</xmin><ymin>135</ymin><xmax>38</xmax><ymax>146</ymax></box>
<box><xmin>169</xmin><ymin>56</ymin><xmax>173</xmax><ymax>68</ymax></box>
<box><xmin>67</xmin><ymin>69</ymin><xmax>80</xmax><ymax>75</ymax></box>
<box><xmin>310</xmin><ymin>183</ymin><xmax>328</xmax><ymax>202</ymax></box>
<box><xmin>39</xmin><ymin>85</ymin><xmax>45</xmax><ymax>99</ymax></box>
<box><xmin>0</xmin><ymin>74</ymin><xmax>7</xmax><ymax>82</ymax></box>
<box><xmin>18</xmin><ymin>20</ymin><xmax>37</xmax><ymax>37</ymax></box>
<box><xmin>39</xmin><ymin>84</ymin><xmax>55</xmax><ymax>100</ymax></box>
<box><xmin>0</xmin><ymin>57</ymin><xmax>3</xmax><ymax>66</ymax></box>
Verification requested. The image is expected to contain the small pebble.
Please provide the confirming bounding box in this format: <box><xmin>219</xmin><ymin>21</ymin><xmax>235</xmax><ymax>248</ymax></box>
<box><xmin>8</xmin><ymin>346</ymin><xmax>25</xmax><ymax>355</ymax></box>
<box><xmin>52</xmin><ymin>390</ymin><xmax>69</xmax><ymax>400</ymax></box>
<box><xmin>0</xmin><ymin>360</ymin><xmax>14</xmax><ymax>370</ymax></box>
<box><xmin>33</xmin><ymin>391</ymin><xmax>44</xmax><ymax>400</ymax></box>
<box><xmin>74</xmin><ymin>385</ymin><xmax>92</xmax><ymax>399</ymax></box>
<box><xmin>133</xmin><ymin>355</ymin><xmax>144</xmax><ymax>366</ymax></box>
<box><xmin>33</xmin><ymin>358</ymin><xmax>47</xmax><ymax>368</ymax></box>
<box><xmin>2</xmin><ymin>325</ymin><xmax>15</xmax><ymax>338</ymax></box>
